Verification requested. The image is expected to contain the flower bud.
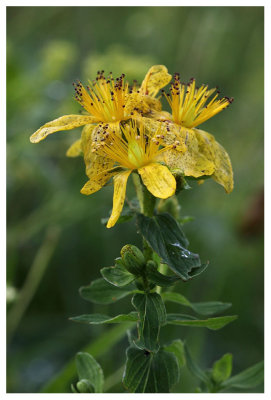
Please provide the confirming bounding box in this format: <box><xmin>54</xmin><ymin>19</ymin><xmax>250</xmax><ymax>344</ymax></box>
<box><xmin>76</xmin><ymin>379</ymin><xmax>95</xmax><ymax>393</ymax></box>
<box><xmin>121</xmin><ymin>244</ymin><xmax>145</xmax><ymax>275</ymax></box>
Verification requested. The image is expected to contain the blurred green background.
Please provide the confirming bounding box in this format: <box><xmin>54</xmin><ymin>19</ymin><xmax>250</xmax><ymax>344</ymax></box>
<box><xmin>6</xmin><ymin>6</ymin><xmax>264</xmax><ymax>393</ymax></box>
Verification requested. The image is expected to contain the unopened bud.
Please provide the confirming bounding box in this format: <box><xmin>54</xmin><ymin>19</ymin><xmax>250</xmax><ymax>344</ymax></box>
<box><xmin>76</xmin><ymin>379</ymin><xmax>95</xmax><ymax>393</ymax></box>
<box><xmin>121</xmin><ymin>245</ymin><xmax>145</xmax><ymax>275</ymax></box>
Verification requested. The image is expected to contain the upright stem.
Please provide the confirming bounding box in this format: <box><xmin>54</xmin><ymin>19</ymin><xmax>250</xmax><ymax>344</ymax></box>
<box><xmin>132</xmin><ymin>173</ymin><xmax>155</xmax><ymax>261</ymax></box>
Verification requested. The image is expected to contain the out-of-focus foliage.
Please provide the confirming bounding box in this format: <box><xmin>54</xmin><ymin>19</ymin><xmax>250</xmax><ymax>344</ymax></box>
<box><xmin>7</xmin><ymin>6</ymin><xmax>263</xmax><ymax>393</ymax></box>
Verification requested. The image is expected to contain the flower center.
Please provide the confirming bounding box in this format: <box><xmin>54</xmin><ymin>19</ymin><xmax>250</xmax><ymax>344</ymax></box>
<box><xmin>163</xmin><ymin>74</ymin><xmax>233</xmax><ymax>129</ymax></box>
<box><xmin>73</xmin><ymin>72</ymin><xmax>131</xmax><ymax>124</ymax></box>
<box><xmin>127</xmin><ymin>140</ymin><xmax>146</xmax><ymax>169</ymax></box>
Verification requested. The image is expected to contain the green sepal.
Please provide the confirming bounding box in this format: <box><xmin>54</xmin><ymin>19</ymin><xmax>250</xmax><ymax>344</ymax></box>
<box><xmin>74</xmin><ymin>352</ymin><xmax>104</xmax><ymax>393</ymax></box>
<box><xmin>174</xmin><ymin>173</ymin><xmax>191</xmax><ymax>193</ymax></box>
<box><xmin>101</xmin><ymin>259</ymin><xmax>135</xmax><ymax>287</ymax></box>
<box><xmin>79</xmin><ymin>278</ymin><xmax>136</xmax><ymax>304</ymax></box>
<box><xmin>162</xmin><ymin>291</ymin><xmax>232</xmax><ymax>316</ymax></box>
<box><xmin>212</xmin><ymin>353</ymin><xmax>233</xmax><ymax>383</ymax></box>
<box><xmin>70</xmin><ymin>312</ymin><xmax>138</xmax><ymax>324</ymax></box>
<box><xmin>163</xmin><ymin>339</ymin><xmax>186</xmax><ymax>368</ymax></box>
<box><xmin>123</xmin><ymin>346</ymin><xmax>180</xmax><ymax>393</ymax></box>
<box><xmin>132</xmin><ymin>292</ymin><xmax>166</xmax><ymax>352</ymax></box>
<box><xmin>166</xmin><ymin>314</ymin><xmax>238</xmax><ymax>330</ymax></box>
<box><xmin>221</xmin><ymin>361</ymin><xmax>264</xmax><ymax>390</ymax></box>
<box><xmin>136</xmin><ymin>212</ymin><xmax>207</xmax><ymax>281</ymax></box>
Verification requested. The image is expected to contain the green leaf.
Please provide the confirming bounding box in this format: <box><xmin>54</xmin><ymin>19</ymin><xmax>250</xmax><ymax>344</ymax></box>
<box><xmin>136</xmin><ymin>213</ymin><xmax>206</xmax><ymax>281</ymax></box>
<box><xmin>132</xmin><ymin>293</ymin><xmax>166</xmax><ymax>352</ymax></box>
<box><xmin>163</xmin><ymin>339</ymin><xmax>186</xmax><ymax>368</ymax></box>
<box><xmin>184</xmin><ymin>343</ymin><xmax>210</xmax><ymax>384</ymax></box>
<box><xmin>75</xmin><ymin>352</ymin><xmax>104</xmax><ymax>393</ymax></box>
<box><xmin>123</xmin><ymin>346</ymin><xmax>180</xmax><ymax>393</ymax></box>
<box><xmin>79</xmin><ymin>278</ymin><xmax>136</xmax><ymax>304</ymax></box>
<box><xmin>166</xmin><ymin>314</ymin><xmax>238</xmax><ymax>330</ymax></box>
<box><xmin>146</xmin><ymin>262</ymin><xmax>180</xmax><ymax>287</ymax></box>
<box><xmin>101</xmin><ymin>260</ymin><xmax>135</xmax><ymax>287</ymax></box>
<box><xmin>70</xmin><ymin>312</ymin><xmax>138</xmax><ymax>324</ymax></box>
<box><xmin>212</xmin><ymin>353</ymin><xmax>233</xmax><ymax>383</ymax></box>
<box><xmin>162</xmin><ymin>291</ymin><xmax>232</xmax><ymax>316</ymax></box>
<box><xmin>191</xmin><ymin>301</ymin><xmax>232</xmax><ymax>315</ymax></box>
<box><xmin>222</xmin><ymin>361</ymin><xmax>264</xmax><ymax>390</ymax></box>
<box><xmin>178</xmin><ymin>215</ymin><xmax>195</xmax><ymax>225</ymax></box>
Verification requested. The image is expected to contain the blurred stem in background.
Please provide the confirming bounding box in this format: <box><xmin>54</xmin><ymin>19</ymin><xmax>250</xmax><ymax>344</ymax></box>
<box><xmin>42</xmin><ymin>322</ymin><xmax>134</xmax><ymax>393</ymax></box>
<box><xmin>7</xmin><ymin>226</ymin><xmax>61</xmax><ymax>343</ymax></box>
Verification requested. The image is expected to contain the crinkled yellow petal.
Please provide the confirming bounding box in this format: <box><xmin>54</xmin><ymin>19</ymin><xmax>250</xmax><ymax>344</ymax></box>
<box><xmin>152</xmin><ymin>110</ymin><xmax>173</xmax><ymax>121</ymax></box>
<box><xmin>81</xmin><ymin>124</ymin><xmax>96</xmax><ymax>176</ymax></box>
<box><xmin>30</xmin><ymin>115</ymin><xmax>96</xmax><ymax>143</ymax></box>
<box><xmin>107</xmin><ymin>170</ymin><xmax>132</xmax><ymax>228</ymax></box>
<box><xmin>140</xmin><ymin>65</ymin><xmax>172</xmax><ymax>97</ymax></box>
<box><xmin>138</xmin><ymin>163</ymin><xmax>176</xmax><ymax>199</ymax></box>
<box><xmin>66</xmin><ymin>139</ymin><xmax>82</xmax><ymax>157</ymax></box>
<box><xmin>194</xmin><ymin>129</ymin><xmax>234</xmax><ymax>193</ymax></box>
<box><xmin>80</xmin><ymin>124</ymin><xmax>115</xmax><ymax>178</ymax></box>
<box><xmin>81</xmin><ymin>124</ymin><xmax>95</xmax><ymax>154</ymax></box>
<box><xmin>80</xmin><ymin>168</ymin><xmax>117</xmax><ymax>196</ymax></box>
<box><xmin>125</xmin><ymin>92</ymin><xmax>162</xmax><ymax>116</ymax></box>
<box><xmin>163</xmin><ymin>127</ymin><xmax>215</xmax><ymax>177</ymax></box>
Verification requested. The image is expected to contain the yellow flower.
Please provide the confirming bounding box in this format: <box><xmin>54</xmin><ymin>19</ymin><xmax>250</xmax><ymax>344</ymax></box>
<box><xmin>30</xmin><ymin>65</ymin><xmax>171</xmax><ymax>144</ymax></box>
<box><xmin>80</xmin><ymin>120</ymin><xmax>184</xmax><ymax>228</ymax></box>
<box><xmin>155</xmin><ymin>73</ymin><xmax>234</xmax><ymax>193</ymax></box>
<box><xmin>163</xmin><ymin>74</ymin><xmax>233</xmax><ymax>129</ymax></box>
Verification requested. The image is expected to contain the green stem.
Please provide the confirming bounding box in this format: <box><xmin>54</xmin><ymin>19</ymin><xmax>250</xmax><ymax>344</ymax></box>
<box><xmin>132</xmin><ymin>173</ymin><xmax>155</xmax><ymax>217</ymax></box>
<box><xmin>156</xmin><ymin>263</ymin><xmax>168</xmax><ymax>294</ymax></box>
<box><xmin>104</xmin><ymin>364</ymin><xmax>125</xmax><ymax>392</ymax></box>
<box><xmin>132</xmin><ymin>173</ymin><xmax>155</xmax><ymax>263</ymax></box>
<box><xmin>7</xmin><ymin>226</ymin><xmax>60</xmax><ymax>343</ymax></box>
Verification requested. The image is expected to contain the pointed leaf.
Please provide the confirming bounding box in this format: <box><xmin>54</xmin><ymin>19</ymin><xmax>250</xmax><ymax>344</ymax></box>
<box><xmin>163</xmin><ymin>339</ymin><xmax>186</xmax><ymax>368</ymax></box>
<box><xmin>123</xmin><ymin>346</ymin><xmax>180</xmax><ymax>393</ymax></box>
<box><xmin>70</xmin><ymin>312</ymin><xmax>138</xmax><ymax>324</ymax></box>
<box><xmin>75</xmin><ymin>352</ymin><xmax>104</xmax><ymax>393</ymax></box>
<box><xmin>79</xmin><ymin>278</ymin><xmax>136</xmax><ymax>304</ymax></box>
<box><xmin>146</xmin><ymin>262</ymin><xmax>180</xmax><ymax>287</ymax></box>
<box><xmin>222</xmin><ymin>361</ymin><xmax>264</xmax><ymax>389</ymax></box>
<box><xmin>101</xmin><ymin>261</ymin><xmax>135</xmax><ymax>287</ymax></box>
<box><xmin>191</xmin><ymin>301</ymin><xmax>232</xmax><ymax>316</ymax></box>
<box><xmin>166</xmin><ymin>314</ymin><xmax>238</xmax><ymax>330</ymax></box>
<box><xmin>132</xmin><ymin>293</ymin><xmax>166</xmax><ymax>352</ymax></box>
<box><xmin>212</xmin><ymin>353</ymin><xmax>233</xmax><ymax>383</ymax></box>
<box><xmin>184</xmin><ymin>343</ymin><xmax>210</xmax><ymax>384</ymax></box>
<box><xmin>137</xmin><ymin>213</ymin><xmax>206</xmax><ymax>281</ymax></box>
<box><xmin>162</xmin><ymin>291</ymin><xmax>232</xmax><ymax>316</ymax></box>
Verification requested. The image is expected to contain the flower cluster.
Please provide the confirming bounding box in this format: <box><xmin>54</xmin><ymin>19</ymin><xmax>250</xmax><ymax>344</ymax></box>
<box><xmin>30</xmin><ymin>65</ymin><xmax>234</xmax><ymax>228</ymax></box>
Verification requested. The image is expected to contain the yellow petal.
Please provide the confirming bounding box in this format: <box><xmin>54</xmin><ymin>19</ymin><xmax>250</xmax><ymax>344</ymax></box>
<box><xmin>81</xmin><ymin>124</ymin><xmax>115</xmax><ymax>178</ymax></box>
<box><xmin>195</xmin><ymin>129</ymin><xmax>234</xmax><ymax>193</ymax></box>
<box><xmin>163</xmin><ymin>127</ymin><xmax>215</xmax><ymax>177</ymax></box>
<box><xmin>140</xmin><ymin>65</ymin><xmax>172</xmax><ymax>97</ymax></box>
<box><xmin>30</xmin><ymin>115</ymin><xmax>95</xmax><ymax>143</ymax></box>
<box><xmin>107</xmin><ymin>170</ymin><xmax>132</xmax><ymax>228</ymax></box>
<box><xmin>80</xmin><ymin>168</ymin><xmax>117</xmax><ymax>195</ymax></box>
<box><xmin>66</xmin><ymin>139</ymin><xmax>82</xmax><ymax>157</ymax></box>
<box><xmin>138</xmin><ymin>163</ymin><xmax>176</xmax><ymax>199</ymax></box>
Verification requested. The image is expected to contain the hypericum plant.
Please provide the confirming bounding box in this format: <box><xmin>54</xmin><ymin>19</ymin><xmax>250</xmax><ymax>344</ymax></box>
<box><xmin>30</xmin><ymin>66</ymin><xmax>263</xmax><ymax>393</ymax></box>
